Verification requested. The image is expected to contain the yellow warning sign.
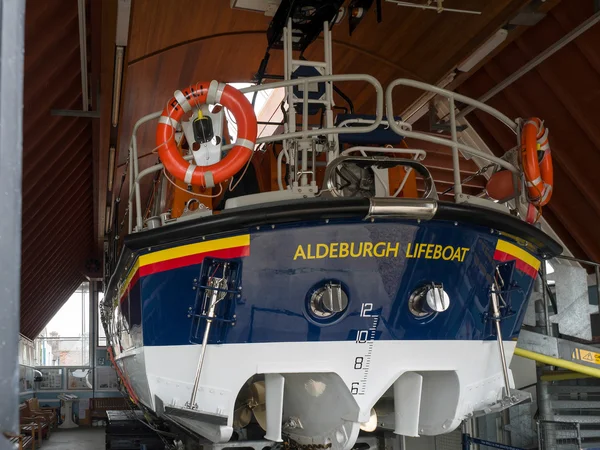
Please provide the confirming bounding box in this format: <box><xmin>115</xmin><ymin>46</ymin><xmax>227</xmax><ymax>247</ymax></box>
<box><xmin>572</xmin><ymin>348</ymin><xmax>600</xmax><ymax>365</ymax></box>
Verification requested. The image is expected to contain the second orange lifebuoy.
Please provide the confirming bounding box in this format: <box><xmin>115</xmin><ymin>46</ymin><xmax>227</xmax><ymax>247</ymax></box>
<box><xmin>156</xmin><ymin>81</ymin><xmax>257</xmax><ymax>188</ymax></box>
<box><xmin>521</xmin><ymin>117</ymin><xmax>553</xmax><ymax>207</ymax></box>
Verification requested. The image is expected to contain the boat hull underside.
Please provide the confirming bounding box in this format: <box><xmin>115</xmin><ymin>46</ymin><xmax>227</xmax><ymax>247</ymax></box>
<box><xmin>119</xmin><ymin>340</ymin><xmax>517</xmax><ymax>446</ymax></box>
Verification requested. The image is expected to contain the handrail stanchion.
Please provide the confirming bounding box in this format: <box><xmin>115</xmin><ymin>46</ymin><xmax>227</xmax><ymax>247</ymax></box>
<box><xmin>596</xmin><ymin>266</ymin><xmax>600</xmax><ymax>317</ymax></box>
<box><xmin>128</xmin><ymin>144</ymin><xmax>133</xmax><ymax>234</ymax></box>
<box><xmin>132</xmin><ymin>134</ymin><xmax>143</xmax><ymax>231</ymax></box>
<box><xmin>448</xmin><ymin>96</ymin><xmax>462</xmax><ymax>198</ymax></box>
<box><xmin>540</xmin><ymin>258</ymin><xmax>551</xmax><ymax>336</ymax></box>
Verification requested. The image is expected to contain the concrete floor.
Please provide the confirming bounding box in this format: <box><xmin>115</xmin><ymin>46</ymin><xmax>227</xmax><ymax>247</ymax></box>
<box><xmin>42</xmin><ymin>427</ymin><xmax>105</xmax><ymax>450</ymax></box>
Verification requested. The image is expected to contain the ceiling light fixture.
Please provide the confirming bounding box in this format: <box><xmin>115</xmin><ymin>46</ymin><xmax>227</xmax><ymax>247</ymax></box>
<box><xmin>111</xmin><ymin>47</ymin><xmax>124</xmax><ymax>128</ymax></box>
<box><xmin>107</xmin><ymin>147</ymin><xmax>116</xmax><ymax>192</ymax></box>
<box><xmin>457</xmin><ymin>29</ymin><xmax>508</xmax><ymax>72</ymax></box>
<box><xmin>386</xmin><ymin>0</ymin><xmax>480</xmax><ymax>15</ymax></box>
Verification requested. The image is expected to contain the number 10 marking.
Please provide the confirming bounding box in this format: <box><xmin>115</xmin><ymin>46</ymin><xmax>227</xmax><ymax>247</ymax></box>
<box><xmin>356</xmin><ymin>330</ymin><xmax>368</xmax><ymax>343</ymax></box>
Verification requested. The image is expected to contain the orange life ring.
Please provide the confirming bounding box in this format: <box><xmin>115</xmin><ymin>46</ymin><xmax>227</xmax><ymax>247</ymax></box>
<box><xmin>520</xmin><ymin>117</ymin><xmax>553</xmax><ymax>207</ymax></box>
<box><xmin>156</xmin><ymin>81</ymin><xmax>257</xmax><ymax>188</ymax></box>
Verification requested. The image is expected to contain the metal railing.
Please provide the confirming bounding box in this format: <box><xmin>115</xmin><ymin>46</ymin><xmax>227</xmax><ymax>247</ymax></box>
<box><xmin>537</xmin><ymin>420</ymin><xmax>582</xmax><ymax>450</ymax></box>
<box><xmin>123</xmin><ymin>76</ymin><xmax>525</xmax><ymax>234</ymax></box>
<box><xmin>385</xmin><ymin>78</ymin><xmax>520</xmax><ymax>202</ymax></box>
<box><xmin>126</xmin><ymin>75</ymin><xmax>384</xmax><ymax>233</ymax></box>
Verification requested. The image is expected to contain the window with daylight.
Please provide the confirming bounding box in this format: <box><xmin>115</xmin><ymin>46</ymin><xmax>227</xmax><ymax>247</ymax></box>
<box><xmin>223</xmin><ymin>83</ymin><xmax>284</xmax><ymax>142</ymax></box>
<box><xmin>34</xmin><ymin>282</ymin><xmax>90</xmax><ymax>366</ymax></box>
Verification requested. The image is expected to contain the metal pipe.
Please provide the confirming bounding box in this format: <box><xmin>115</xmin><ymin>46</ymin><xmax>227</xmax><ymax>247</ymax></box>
<box><xmin>128</xmin><ymin>147</ymin><xmax>133</xmax><ymax>234</ymax></box>
<box><xmin>324</xmin><ymin>20</ymin><xmax>334</xmax><ymax>159</ymax></box>
<box><xmin>291</xmin><ymin>59</ymin><xmax>327</xmax><ymax>68</ymax></box>
<box><xmin>311</xmin><ymin>141</ymin><xmax>316</xmax><ymax>186</ymax></box>
<box><xmin>596</xmin><ymin>265</ymin><xmax>600</xmax><ymax>316</ymax></box>
<box><xmin>286</xmin><ymin>19</ymin><xmax>296</xmax><ymax>135</ymax></box>
<box><xmin>554</xmin><ymin>253</ymin><xmax>600</xmax><ymax>267</ymax></box>
<box><xmin>385</xmin><ymin>124</ymin><xmax>519</xmax><ymax>174</ymax></box>
<box><xmin>341</xmin><ymin>146</ymin><xmax>426</xmax><ymax>160</ymax></box>
<box><xmin>491</xmin><ymin>287</ymin><xmax>511</xmax><ymax>398</ymax></box>
<box><xmin>326</xmin><ymin>21</ymin><xmax>339</xmax><ymax>162</ymax></box>
<box><xmin>448</xmin><ymin>97</ymin><xmax>462</xmax><ymax>197</ymax></box>
<box><xmin>290</xmin><ymin>98</ymin><xmax>329</xmax><ymax>105</ymax></box>
<box><xmin>458</xmin><ymin>10</ymin><xmax>600</xmax><ymax>119</ymax></box>
<box><xmin>540</xmin><ymin>260</ymin><xmax>552</xmax><ymax>336</ymax></box>
<box><xmin>188</xmin><ymin>271</ymin><xmax>226</xmax><ymax>409</ymax></box>
<box><xmin>77</xmin><ymin>0</ymin><xmax>89</xmax><ymax>111</ymax></box>
<box><xmin>132</xmin><ymin>135</ymin><xmax>143</xmax><ymax>231</ymax></box>
<box><xmin>367</xmin><ymin>198</ymin><xmax>437</xmax><ymax>220</ymax></box>
<box><xmin>540</xmin><ymin>371</ymin><xmax>592</xmax><ymax>382</ymax></box>
<box><xmin>277</xmin><ymin>148</ymin><xmax>286</xmax><ymax>191</ymax></box>
<box><xmin>127</xmin><ymin>111</ymin><xmax>163</xmax><ymax>232</ymax></box>
<box><xmin>516</xmin><ymin>347</ymin><xmax>600</xmax><ymax>378</ymax></box>
<box><xmin>302</xmin><ymin>79</ymin><xmax>309</xmax><ymax>136</ymax></box>
<box><xmin>388</xmin><ymin>0</ymin><xmax>481</xmax><ymax>14</ymax></box>
<box><xmin>112</xmin><ymin>47</ymin><xmax>125</xmax><ymax>127</ymax></box>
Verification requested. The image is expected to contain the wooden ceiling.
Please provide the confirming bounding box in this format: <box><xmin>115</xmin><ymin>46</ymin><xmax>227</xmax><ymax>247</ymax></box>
<box><xmin>117</xmin><ymin>0</ymin><xmax>530</xmax><ymax>165</ymax></box>
<box><xmin>111</xmin><ymin>0</ymin><xmax>529</xmax><ymax>220</ymax></box>
<box><xmin>458</xmin><ymin>0</ymin><xmax>600</xmax><ymax>263</ymax></box>
<box><xmin>20</xmin><ymin>0</ymin><xmax>95</xmax><ymax>338</ymax></box>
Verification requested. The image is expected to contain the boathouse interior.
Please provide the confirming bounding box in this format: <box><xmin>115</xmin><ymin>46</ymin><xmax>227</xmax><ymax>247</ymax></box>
<box><xmin>2</xmin><ymin>1</ymin><xmax>600</xmax><ymax>450</ymax></box>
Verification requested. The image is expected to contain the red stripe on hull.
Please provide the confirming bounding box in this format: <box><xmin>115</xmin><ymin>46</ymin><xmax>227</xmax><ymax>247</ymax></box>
<box><xmin>119</xmin><ymin>245</ymin><xmax>249</xmax><ymax>304</ymax></box>
<box><xmin>493</xmin><ymin>249</ymin><xmax>538</xmax><ymax>278</ymax></box>
<box><xmin>119</xmin><ymin>271</ymin><xmax>140</xmax><ymax>304</ymax></box>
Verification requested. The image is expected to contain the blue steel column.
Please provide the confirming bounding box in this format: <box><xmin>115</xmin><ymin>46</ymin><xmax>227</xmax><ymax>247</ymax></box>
<box><xmin>0</xmin><ymin>0</ymin><xmax>25</xmax><ymax>445</ymax></box>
